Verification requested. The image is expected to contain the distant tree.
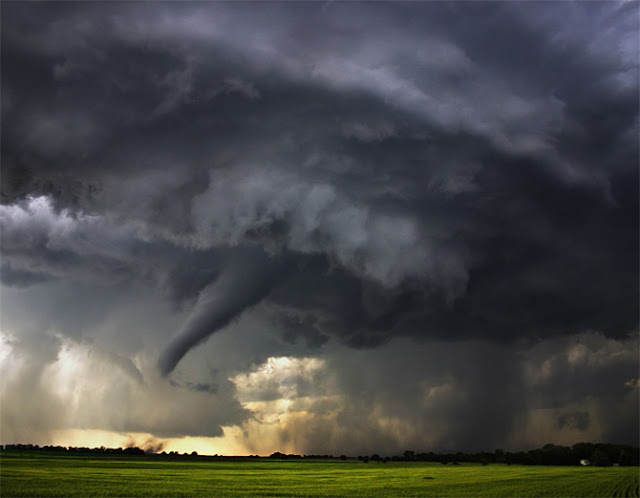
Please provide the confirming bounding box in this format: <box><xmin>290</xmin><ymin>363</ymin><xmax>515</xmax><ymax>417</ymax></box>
<box><xmin>340</xmin><ymin>455</ymin><xmax>347</xmax><ymax>461</ymax></box>
<box><xmin>123</xmin><ymin>447</ymin><xmax>144</xmax><ymax>456</ymax></box>
<box><xmin>403</xmin><ymin>450</ymin><xmax>415</xmax><ymax>460</ymax></box>
<box><xmin>572</xmin><ymin>442</ymin><xmax>595</xmax><ymax>461</ymax></box>
<box><xmin>618</xmin><ymin>450</ymin><xmax>632</xmax><ymax>466</ymax></box>
<box><xmin>591</xmin><ymin>449</ymin><xmax>611</xmax><ymax>467</ymax></box>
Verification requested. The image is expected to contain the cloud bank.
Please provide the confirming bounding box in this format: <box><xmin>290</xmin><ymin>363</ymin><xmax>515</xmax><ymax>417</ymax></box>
<box><xmin>1</xmin><ymin>1</ymin><xmax>637</xmax><ymax>453</ymax></box>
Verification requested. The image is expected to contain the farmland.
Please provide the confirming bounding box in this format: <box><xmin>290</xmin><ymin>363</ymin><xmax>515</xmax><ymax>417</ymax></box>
<box><xmin>1</xmin><ymin>452</ymin><xmax>638</xmax><ymax>497</ymax></box>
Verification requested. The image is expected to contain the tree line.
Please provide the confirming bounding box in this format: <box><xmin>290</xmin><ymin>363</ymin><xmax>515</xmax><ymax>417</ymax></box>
<box><xmin>1</xmin><ymin>444</ymin><xmax>145</xmax><ymax>456</ymax></box>
<box><xmin>385</xmin><ymin>443</ymin><xmax>638</xmax><ymax>466</ymax></box>
<box><xmin>2</xmin><ymin>442</ymin><xmax>638</xmax><ymax>466</ymax></box>
<box><xmin>269</xmin><ymin>443</ymin><xmax>638</xmax><ymax>466</ymax></box>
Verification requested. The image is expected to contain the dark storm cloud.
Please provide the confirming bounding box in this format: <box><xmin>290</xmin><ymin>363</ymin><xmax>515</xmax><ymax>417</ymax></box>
<box><xmin>169</xmin><ymin>379</ymin><xmax>218</xmax><ymax>395</ymax></box>
<box><xmin>1</xmin><ymin>1</ymin><xmax>638</xmax><ymax>449</ymax></box>
<box><xmin>227</xmin><ymin>328</ymin><xmax>638</xmax><ymax>455</ymax></box>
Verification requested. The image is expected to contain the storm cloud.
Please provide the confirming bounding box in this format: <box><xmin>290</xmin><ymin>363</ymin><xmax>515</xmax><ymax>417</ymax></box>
<box><xmin>1</xmin><ymin>1</ymin><xmax>638</xmax><ymax>453</ymax></box>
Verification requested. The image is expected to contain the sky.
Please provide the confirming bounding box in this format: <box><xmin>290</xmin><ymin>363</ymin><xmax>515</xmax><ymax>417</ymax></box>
<box><xmin>1</xmin><ymin>1</ymin><xmax>638</xmax><ymax>456</ymax></box>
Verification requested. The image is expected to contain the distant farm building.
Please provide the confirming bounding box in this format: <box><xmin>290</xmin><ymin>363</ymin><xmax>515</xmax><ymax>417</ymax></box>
<box><xmin>580</xmin><ymin>459</ymin><xmax>590</xmax><ymax>466</ymax></box>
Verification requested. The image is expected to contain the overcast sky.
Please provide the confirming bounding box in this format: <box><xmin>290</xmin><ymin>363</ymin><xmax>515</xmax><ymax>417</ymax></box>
<box><xmin>1</xmin><ymin>1</ymin><xmax>638</xmax><ymax>456</ymax></box>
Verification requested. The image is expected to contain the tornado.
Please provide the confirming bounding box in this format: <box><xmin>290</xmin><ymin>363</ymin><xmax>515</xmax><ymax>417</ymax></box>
<box><xmin>158</xmin><ymin>250</ymin><xmax>285</xmax><ymax>376</ymax></box>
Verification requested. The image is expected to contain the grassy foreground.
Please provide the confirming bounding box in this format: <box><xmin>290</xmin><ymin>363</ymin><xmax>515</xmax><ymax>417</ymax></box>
<box><xmin>1</xmin><ymin>453</ymin><xmax>638</xmax><ymax>497</ymax></box>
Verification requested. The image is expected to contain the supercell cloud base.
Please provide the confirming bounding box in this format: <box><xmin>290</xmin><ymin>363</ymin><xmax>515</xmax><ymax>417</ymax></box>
<box><xmin>1</xmin><ymin>1</ymin><xmax>638</xmax><ymax>456</ymax></box>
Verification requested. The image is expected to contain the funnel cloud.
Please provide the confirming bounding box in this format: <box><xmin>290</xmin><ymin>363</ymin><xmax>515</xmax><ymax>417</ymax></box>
<box><xmin>158</xmin><ymin>249</ymin><xmax>287</xmax><ymax>376</ymax></box>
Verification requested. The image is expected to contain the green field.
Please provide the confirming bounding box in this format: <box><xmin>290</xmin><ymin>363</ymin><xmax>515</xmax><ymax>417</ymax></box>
<box><xmin>1</xmin><ymin>453</ymin><xmax>638</xmax><ymax>497</ymax></box>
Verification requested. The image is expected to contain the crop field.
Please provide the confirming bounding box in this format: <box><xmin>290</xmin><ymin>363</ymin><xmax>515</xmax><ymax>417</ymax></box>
<box><xmin>1</xmin><ymin>453</ymin><xmax>638</xmax><ymax>497</ymax></box>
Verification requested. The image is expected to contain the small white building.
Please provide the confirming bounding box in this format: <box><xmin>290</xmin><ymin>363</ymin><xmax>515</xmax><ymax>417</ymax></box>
<box><xmin>580</xmin><ymin>459</ymin><xmax>590</xmax><ymax>466</ymax></box>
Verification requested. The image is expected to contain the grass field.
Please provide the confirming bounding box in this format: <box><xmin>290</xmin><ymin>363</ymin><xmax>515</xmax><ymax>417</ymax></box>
<box><xmin>1</xmin><ymin>452</ymin><xmax>638</xmax><ymax>497</ymax></box>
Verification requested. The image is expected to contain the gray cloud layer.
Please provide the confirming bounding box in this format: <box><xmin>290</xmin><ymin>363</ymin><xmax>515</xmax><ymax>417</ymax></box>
<box><xmin>1</xmin><ymin>1</ymin><xmax>638</xmax><ymax>452</ymax></box>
